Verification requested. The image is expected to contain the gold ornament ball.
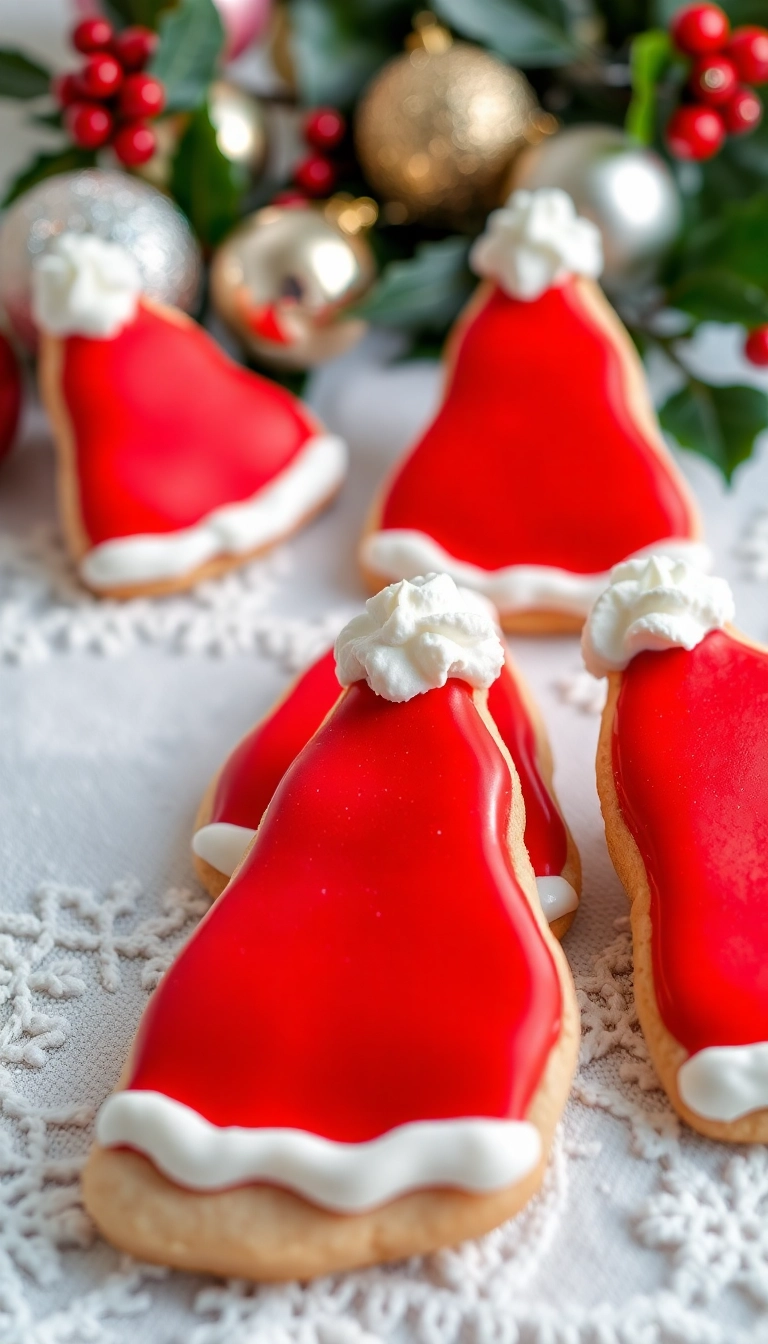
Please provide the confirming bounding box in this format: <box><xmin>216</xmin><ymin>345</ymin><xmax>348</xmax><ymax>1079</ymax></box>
<box><xmin>210</xmin><ymin>202</ymin><xmax>377</xmax><ymax>369</ymax></box>
<box><xmin>354</xmin><ymin>40</ymin><xmax>538</xmax><ymax>227</ymax></box>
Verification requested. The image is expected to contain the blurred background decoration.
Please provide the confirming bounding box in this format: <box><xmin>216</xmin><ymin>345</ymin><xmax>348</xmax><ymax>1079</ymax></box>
<box><xmin>1</xmin><ymin>0</ymin><xmax>768</xmax><ymax>478</ymax></box>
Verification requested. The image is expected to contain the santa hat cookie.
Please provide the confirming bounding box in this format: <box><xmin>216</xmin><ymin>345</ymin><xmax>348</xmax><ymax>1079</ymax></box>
<box><xmin>83</xmin><ymin>574</ymin><xmax>579</xmax><ymax>1279</ymax></box>
<box><xmin>33</xmin><ymin>233</ymin><xmax>347</xmax><ymax>598</ymax></box>
<box><xmin>361</xmin><ymin>188</ymin><xmax>708</xmax><ymax>633</ymax></box>
<box><xmin>192</xmin><ymin>629</ymin><xmax>580</xmax><ymax>935</ymax></box>
<box><xmin>587</xmin><ymin>556</ymin><xmax>768</xmax><ymax>1141</ymax></box>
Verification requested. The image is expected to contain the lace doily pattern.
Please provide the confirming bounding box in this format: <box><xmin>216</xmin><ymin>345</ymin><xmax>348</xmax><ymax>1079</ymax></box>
<box><xmin>0</xmin><ymin>525</ymin><xmax>352</xmax><ymax>669</ymax></box>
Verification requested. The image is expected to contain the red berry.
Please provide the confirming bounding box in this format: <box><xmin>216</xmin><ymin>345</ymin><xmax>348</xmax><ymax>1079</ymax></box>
<box><xmin>745</xmin><ymin>326</ymin><xmax>768</xmax><ymax>366</ymax></box>
<box><xmin>71</xmin><ymin>18</ymin><xmax>113</xmax><ymax>54</ymax></box>
<box><xmin>724</xmin><ymin>85</ymin><xmax>763</xmax><ymax>134</ymax></box>
<box><xmin>119</xmin><ymin>73</ymin><xmax>165</xmax><ymax>119</ymax></box>
<box><xmin>304</xmin><ymin>107</ymin><xmax>345</xmax><ymax>151</ymax></box>
<box><xmin>666</xmin><ymin>104</ymin><xmax>726</xmax><ymax>158</ymax></box>
<box><xmin>727</xmin><ymin>26</ymin><xmax>768</xmax><ymax>84</ymax></box>
<box><xmin>671</xmin><ymin>4</ymin><xmax>730</xmax><ymax>55</ymax></box>
<box><xmin>52</xmin><ymin>72</ymin><xmax>80</xmax><ymax>107</ymax></box>
<box><xmin>689</xmin><ymin>54</ymin><xmax>738</xmax><ymax>104</ymax></box>
<box><xmin>112</xmin><ymin>120</ymin><xmax>156</xmax><ymax>166</ymax></box>
<box><xmin>293</xmin><ymin>154</ymin><xmax>336</xmax><ymax>197</ymax></box>
<box><xmin>112</xmin><ymin>26</ymin><xmax>158</xmax><ymax>73</ymax></box>
<box><xmin>78</xmin><ymin>52</ymin><xmax>123</xmax><ymax>100</ymax></box>
<box><xmin>65</xmin><ymin>101</ymin><xmax>113</xmax><ymax>149</ymax></box>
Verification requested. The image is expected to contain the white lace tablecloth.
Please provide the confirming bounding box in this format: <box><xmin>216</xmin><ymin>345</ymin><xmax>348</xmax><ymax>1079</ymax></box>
<box><xmin>2</xmin><ymin>321</ymin><xmax>768</xmax><ymax>1344</ymax></box>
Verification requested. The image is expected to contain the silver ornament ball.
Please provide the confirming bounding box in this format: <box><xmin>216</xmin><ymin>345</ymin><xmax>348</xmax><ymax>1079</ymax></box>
<box><xmin>512</xmin><ymin>125</ymin><xmax>682</xmax><ymax>293</ymax></box>
<box><xmin>0</xmin><ymin>169</ymin><xmax>202</xmax><ymax>348</ymax></box>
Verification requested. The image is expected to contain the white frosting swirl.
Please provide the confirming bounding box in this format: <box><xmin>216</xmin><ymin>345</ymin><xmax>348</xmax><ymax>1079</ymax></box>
<box><xmin>582</xmin><ymin>555</ymin><xmax>733</xmax><ymax>678</ymax></box>
<box><xmin>31</xmin><ymin>232</ymin><xmax>142</xmax><ymax>338</ymax></box>
<box><xmin>469</xmin><ymin>188</ymin><xmax>603</xmax><ymax>301</ymax></box>
<box><xmin>335</xmin><ymin>573</ymin><xmax>504</xmax><ymax>702</ymax></box>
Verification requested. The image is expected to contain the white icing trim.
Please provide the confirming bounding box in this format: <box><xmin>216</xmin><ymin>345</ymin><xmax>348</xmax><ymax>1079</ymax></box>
<box><xmin>361</xmin><ymin>530</ymin><xmax>712</xmax><ymax>619</ymax></box>
<box><xmin>535</xmin><ymin>876</ymin><xmax>579</xmax><ymax>922</ymax></box>
<box><xmin>80</xmin><ymin>434</ymin><xmax>347</xmax><ymax>589</ymax></box>
<box><xmin>581</xmin><ymin>554</ymin><xmax>733</xmax><ymax>677</ymax></box>
<box><xmin>194</xmin><ymin>824</ymin><xmax>578</xmax><ymax>927</ymax></box>
<box><xmin>32</xmin><ymin>232</ymin><xmax>142</xmax><ymax>338</ymax></box>
<box><xmin>193</xmin><ymin>822</ymin><xmax>256</xmax><ymax>877</ymax></box>
<box><xmin>678</xmin><ymin>1043</ymin><xmax>768</xmax><ymax>1123</ymax></box>
<box><xmin>469</xmin><ymin>188</ymin><xmax>603</xmax><ymax>300</ymax></box>
<box><xmin>96</xmin><ymin>1090</ymin><xmax>541</xmax><ymax>1212</ymax></box>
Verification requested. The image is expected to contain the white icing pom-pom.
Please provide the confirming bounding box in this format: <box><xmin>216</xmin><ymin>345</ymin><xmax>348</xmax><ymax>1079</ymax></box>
<box><xmin>469</xmin><ymin>188</ymin><xmax>603</xmax><ymax>301</ymax></box>
<box><xmin>582</xmin><ymin>555</ymin><xmax>734</xmax><ymax>678</ymax></box>
<box><xmin>31</xmin><ymin>232</ymin><xmax>142</xmax><ymax>338</ymax></box>
<box><xmin>334</xmin><ymin>573</ymin><xmax>505</xmax><ymax>703</ymax></box>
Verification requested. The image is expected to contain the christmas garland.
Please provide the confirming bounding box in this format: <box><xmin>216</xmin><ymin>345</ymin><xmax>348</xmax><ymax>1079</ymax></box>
<box><xmin>1</xmin><ymin>0</ymin><xmax>767</xmax><ymax>479</ymax></box>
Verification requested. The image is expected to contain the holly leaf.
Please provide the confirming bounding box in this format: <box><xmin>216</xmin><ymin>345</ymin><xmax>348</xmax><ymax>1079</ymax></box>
<box><xmin>149</xmin><ymin>0</ymin><xmax>225</xmax><ymax>113</ymax></box>
<box><xmin>0</xmin><ymin>49</ymin><xmax>52</xmax><ymax>99</ymax></box>
<box><xmin>668</xmin><ymin>270</ymin><xmax>768</xmax><ymax>326</ymax></box>
<box><xmin>170</xmin><ymin>101</ymin><xmax>246</xmax><ymax>247</ymax></box>
<box><xmin>625</xmin><ymin>30</ymin><xmax>673</xmax><ymax>145</ymax></box>
<box><xmin>352</xmin><ymin>237</ymin><xmax>473</xmax><ymax>330</ymax></box>
<box><xmin>660</xmin><ymin>380</ymin><xmax>768</xmax><ymax>481</ymax></box>
<box><xmin>681</xmin><ymin>195</ymin><xmax>768</xmax><ymax>288</ymax></box>
<box><xmin>1</xmin><ymin>147</ymin><xmax>96</xmax><ymax>207</ymax></box>
<box><xmin>288</xmin><ymin>0</ymin><xmax>391</xmax><ymax>107</ymax></box>
<box><xmin>433</xmin><ymin>0</ymin><xmax>576</xmax><ymax>66</ymax></box>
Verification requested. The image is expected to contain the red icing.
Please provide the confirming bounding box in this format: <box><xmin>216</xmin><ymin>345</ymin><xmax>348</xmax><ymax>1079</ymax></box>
<box><xmin>60</xmin><ymin>302</ymin><xmax>317</xmax><ymax>545</ymax></box>
<box><xmin>613</xmin><ymin>629</ymin><xmax>768</xmax><ymax>1053</ymax></box>
<box><xmin>208</xmin><ymin>648</ymin><xmax>568</xmax><ymax>880</ymax></box>
<box><xmin>379</xmin><ymin>280</ymin><xmax>696</xmax><ymax>575</ymax></box>
<box><xmin>133</xmin><ymin>680</ymin><xmax>562</xmax><ymax>1138</ymax></box>
<box><xmin>0</xmin><ymin>332</ymin><xmax>21</xmax><ymax>464</ymax></box>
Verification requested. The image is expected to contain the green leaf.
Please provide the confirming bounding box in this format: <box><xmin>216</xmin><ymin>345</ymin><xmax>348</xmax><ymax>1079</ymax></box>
<box><xmin>170</xmin><ymin>101</ymin><xmax>246</xmax><ymax>247</ymax></box>
<box><xmin>660</xmin><ymin>380</ymin><xmax>768</xmax><ymax>480</ymax></box>
<box><xmin>0</xmin><ymin>49</ymin><xmax>51</xmax><ymax>99</ymax></box>
<box><xmin>669</xmin><ymin>270</ymin><xmax>768</xmax><ymax>326</ymax></box>
<box><xmin>100</xmin><ymin>0</ymin><xmax>171</xmax><ymax>27</ymax></box>
<box><xmin>288</xmin><ymin>0</ymin><xmax>390</xmax><ymax>107</ymax></box>
<box><xmin>29</xmin><ymin>108</ymin><xmax>63</xmax><ymax>129</ymax></box>
<box><xmin>1</xmin><ymin>146</ymin><xmax>96</xmax><ymax>207</ymax></box>
<box><xmin>682</xmin><ymin>195</ymin><xmax>768</xmax><ymax>289</ymax></box>
<box><xmin>149</xmin><ymin>0</ymin><xmax>225</xmax><ymax>113</ymax></box>
<box><xmin>352</xmin><ymin>237</ymin><xmax>473</xmax><ymax>330</ymax></box>
<box><xmin>433</xmin><ymin>0</ymin><xmax>576</xmax><ymax>66</ymax></box>
<box><xmin>625</xmin><ymin>30</ymin><xmax>672</xmax><ymax>145</ymax></box>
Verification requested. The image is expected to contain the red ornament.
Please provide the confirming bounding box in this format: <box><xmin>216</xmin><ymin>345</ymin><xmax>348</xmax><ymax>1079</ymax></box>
<box><xmin>119</xmin><ymin>73</ymin><xmax>165</xmax><ymax>119</ymax></box>
<box><xmin>727</xmin><ymin>26</ymin><xmax>768</xmax><ymax>85</ymax></box>
<box><xmin>666</xmin><ymin>104</ymin><xmax>726</xmax><ymax>159</ymax></box>
<box><xmin>304</xmin><ymin>107</ymin><xmax>346</xmax><ymax>151</ymax></box>
<box><xmin>0</xmin><ymin>332</ymin><xmax>21</xmax><ymax>466</ymax></box>
<box><xmin>689</xmin><ymin>54</ymin><xmax>738</xmax><ymax>104</ymax></box>
<box><xmin>724</xmin><ymin>85</ymin><xmax>763</xmax><ymax>134</ymax></box>
<box><xmin>671</xmin><ymin>3</ymin><xmax>730</xmax><ymax>55</ymax></box>
<box><xmin>111</xmin><ymin>26</ymin><xmax>158</xmax><ymax>73</ymax></box>
<box><xmin>293</xmin><ymin>154</ymin><xmax>336</xmax><ymax>197</ymax></box>
<box><xmin>78</xmin><ymin>52</ymin><xmax>123</xmax><ymax>100</ymax></box>
<box><xmin>52</xmin><ymin>72</ymin><xmax>80</xmax><ymax>107</ymax></box>
<box><xmin>71</xmin><ymin>18</ymin><xmax>114</xmax><ymax>54</ymax></box>
<box><xmin>112</xmin><ymin>120</ymin><xmax>157</xmax><ymax>166</ymax></box>
<box><xmin>65</xmin><ymin>101</ymin><xmax>114</xmax><ymax>150</ymax></box>
<box><xmin>745</xmin><ymin>326</ymin><xmax>768</xmax><ymax>366</ymax></box>
<box><xmin>272</xmin><ymin>189</ymin><xmax>310</xmax><ymax>208</ymax></box>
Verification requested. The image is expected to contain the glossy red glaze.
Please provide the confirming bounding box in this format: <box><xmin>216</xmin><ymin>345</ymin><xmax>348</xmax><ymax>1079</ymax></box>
<box><xmin>379</xmin><ymin>280</ymin><xmax>695</xmax><ymax>575</ymax></box>
<box><xmin>208</xmin><ymin>648</ymin><xmax>568</xmax><ymax>880</ymax></box>
<box><xmin>0</xmin><ymin>333</ymin><xmax>22</xmax><ymax>464</ymax></box>
<box><xmin>60</xmin><ymin>302</ymin><xmax>317</xmax><ymax>544</ymax></box>
<box><xmin>612</xmin><ymin>629</ymin><xmax>768</xmax><ymax>1053</ymax></box>
<box><xmin>133</xmin><ymin>680</ymin><xmax>562</xmax><ymax>1138</ymax></box>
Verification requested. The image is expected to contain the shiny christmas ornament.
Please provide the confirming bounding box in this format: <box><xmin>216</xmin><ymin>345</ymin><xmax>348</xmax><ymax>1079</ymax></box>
<box><xmin>512</xmin><ymin>125</ymin><xmax>682</xmax><ymax>293</ymax></box>
<box><xmin>213</xmin><ymin>0</ymin><xmax>272</xmax><ymax>58</ymax></box>
<box><xmin>0</xmin><ymin>170</ymin><xmax>201</xmax><ymax>349</ymax></box>
<box><xmin>354</xmin><ymin>16</ymin><xmax>541</xmax><ymax>227</ymax></box>
<box><xmin>210</xmin><ymin>199</ymin><xmax>377</xmax><ymax>368</ymax></box>
<box><xmin>209</xmin><ymin>80</ymin><xmax>267</xmax><ymax>173</ymax></box>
